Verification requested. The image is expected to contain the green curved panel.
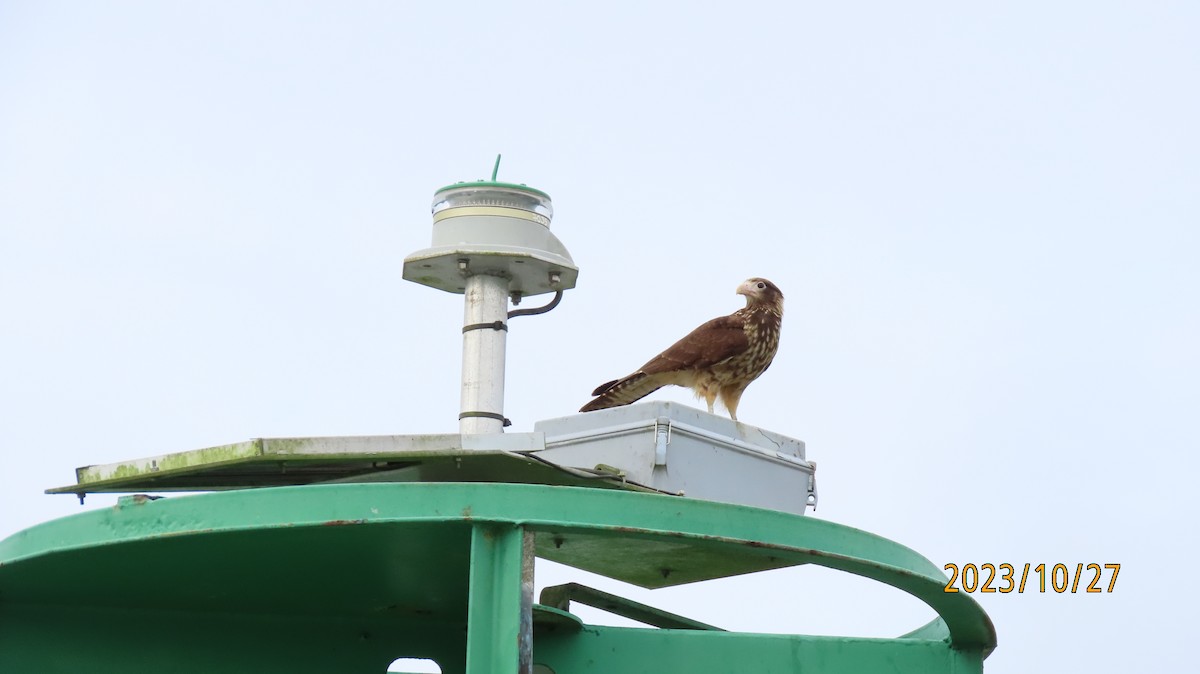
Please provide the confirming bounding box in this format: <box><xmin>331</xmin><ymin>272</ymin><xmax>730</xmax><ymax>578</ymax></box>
<box><xmin>0</xmin><ymin>482</ymin><xmax>994</xmax><ymax>672</ymax></box>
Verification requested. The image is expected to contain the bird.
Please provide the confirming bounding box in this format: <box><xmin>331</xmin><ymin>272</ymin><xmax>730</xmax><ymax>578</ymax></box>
<box><xmin>579</xmin><ymin>278</ymin><xmax>783</xmax><ymax>421</ymax></box>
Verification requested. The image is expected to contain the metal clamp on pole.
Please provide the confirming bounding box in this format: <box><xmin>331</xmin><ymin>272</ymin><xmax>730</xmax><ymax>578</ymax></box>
<box><xmin>459</xmin><ymin>411</ymin><xmax>512</xmax><ymax>427</ymax></box>
<box><xmin>463</xmin><ymin>321</ymin><xmax>508</xmax><ymax>333</ymax></box>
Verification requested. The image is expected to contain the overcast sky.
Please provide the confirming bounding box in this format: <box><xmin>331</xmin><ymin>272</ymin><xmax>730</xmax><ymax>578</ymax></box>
<box><xmin>2</xmin><ymin>2</ymin><xmax>1197</xmax><ymax>672</ymax></box>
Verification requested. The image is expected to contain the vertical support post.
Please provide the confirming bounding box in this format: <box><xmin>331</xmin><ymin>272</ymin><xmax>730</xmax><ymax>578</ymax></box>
<box><xmin>465</xmin><ymin>524</ymin><xmax>535</xmax><ymax>674</ymax></box>
<box><xmin>460</xmin><ymin>273</ymin><xmax>509</xmax><ymax>434</ymax></box>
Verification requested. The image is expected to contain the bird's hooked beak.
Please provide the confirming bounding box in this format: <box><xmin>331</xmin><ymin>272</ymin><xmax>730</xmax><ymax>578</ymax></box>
<box><xmin>735</xmin><ymin>278</ymin><xmax>782</xmax><ymax>310</ymax></box>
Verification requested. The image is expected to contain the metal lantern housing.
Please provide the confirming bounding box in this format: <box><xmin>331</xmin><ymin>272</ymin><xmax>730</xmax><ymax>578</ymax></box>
<box><xmin>403</xmin><ymin>180</ymin><xmax>578</xmax><ymax>434</ymax></box>
<box><xmin>403</xmin><ymin>181</ymin><xmax>578</xmax><ymax>298</ymax></box>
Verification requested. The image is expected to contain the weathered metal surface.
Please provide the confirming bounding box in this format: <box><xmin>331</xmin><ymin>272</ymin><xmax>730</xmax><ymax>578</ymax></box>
<box><xmin>540</xmin><ymin>582</ymin><xmax>724</xmax><ymax>631</ymax></box>
<box><xmin>464</xmin><ymin>524</ymin><xmax>533</xmax><ymax>674</ymax></box>
<box><xmin>45</xmin><ymin>433</ymin><xmax>659</xmax><ymax>495</ymax></box>
<box><xmin>3</xmin><ymin>483</ymin><xmax>993</xmax><ymax>653</ymax></box>
<box><xmin>46</xmin><ymin>403</ymin><xmax>819</xmax><ymax>520</ymax></box>
<box><xmin>1</xmin><ymin>482</ymin><xmax>994</xmax><ymax>672</ymax></box>
<box><xmin>533</xmin><ymin>624</ymin><xmax>984</xmax><ymax>674</ymax></box>
<box><xmin>459</xmin><ymin>274</ymin><xmax>511</xmax><ymax>434</ymax></box>
<box><xmin>530</xmin><ymin>604</ymin><xmax>583</xmax><ymax>634</ymax></box>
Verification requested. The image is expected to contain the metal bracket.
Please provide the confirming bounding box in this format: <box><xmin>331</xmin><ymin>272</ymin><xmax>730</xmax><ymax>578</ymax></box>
<box><xmin>653</xmin><ymin>417</ymin><xmax>671</xmax><ymax>466</ymax></box>
<box><xmin>538</xmin><ymin>582</ymin><xmax>723</xmax><ymax>631</ymax></box>
<box><xmin>807</xmin><ymin>460</ymin><xmax>819</xmax><ymax>510</ymax></box>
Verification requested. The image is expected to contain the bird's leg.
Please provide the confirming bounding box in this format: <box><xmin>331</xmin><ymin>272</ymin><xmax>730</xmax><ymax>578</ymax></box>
<box><xmin>691</xmin><ymin>380</ymin><xmax>720</xmax><ymax>415</ymax></box>
<box><xmin>720</xmin><ymin>387</ymin><xmax>744</xmax><ymax>422</ymax></box>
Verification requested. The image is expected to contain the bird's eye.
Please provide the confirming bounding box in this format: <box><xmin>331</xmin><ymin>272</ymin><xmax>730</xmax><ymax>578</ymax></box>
<box><xmin>756</xmin><ymin>282</ymin><xmax>766</xmax><ymax>289</ymax></box>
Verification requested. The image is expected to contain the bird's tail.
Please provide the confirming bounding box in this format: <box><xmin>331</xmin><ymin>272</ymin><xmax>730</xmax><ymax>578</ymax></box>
<box><xmin>579</xmin><ymin>372</ymin><xmax>664</xmax><ymax>412</ymax></box>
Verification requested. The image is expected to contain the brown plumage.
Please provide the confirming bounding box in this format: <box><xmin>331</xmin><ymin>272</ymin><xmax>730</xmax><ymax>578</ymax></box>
<box><xmin>579</xmin><ymin>278</ymin><xmax>783</xmax><ymax>421</ymax></box>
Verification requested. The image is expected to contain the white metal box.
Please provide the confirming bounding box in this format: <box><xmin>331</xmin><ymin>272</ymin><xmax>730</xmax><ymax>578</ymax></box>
<box><xmin>533</xmin><ymin>401</ymin><xmax>817</xmax><ymax>515</ymax></box>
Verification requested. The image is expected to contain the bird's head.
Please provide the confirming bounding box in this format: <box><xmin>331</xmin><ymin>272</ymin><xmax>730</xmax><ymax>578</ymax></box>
<box><xmin>737</xmin><ymin>278</ymin><xmax>784</xmax><ymax>310</ymax></box>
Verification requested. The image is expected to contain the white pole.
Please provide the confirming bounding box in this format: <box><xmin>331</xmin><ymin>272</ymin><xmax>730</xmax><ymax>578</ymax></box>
<box><xmin>460</xmin><ymin>273</ymin><xmax>509</xmax><ymax>434</ymax></box>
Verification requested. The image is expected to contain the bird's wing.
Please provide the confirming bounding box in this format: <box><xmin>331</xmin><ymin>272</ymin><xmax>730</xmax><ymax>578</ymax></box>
<box><xmin>640</xmin><ymin>314</ymin><xmax>748</xmax><ymax>375</ymax></box>
<box><xmin>578</xmin><ymin>314</ymin><xmax>750</xmax><ymax>413</ymax></box>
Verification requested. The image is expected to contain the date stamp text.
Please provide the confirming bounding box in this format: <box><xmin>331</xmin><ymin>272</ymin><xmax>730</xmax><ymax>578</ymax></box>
<box><xmin>943</xmin><ymin>563</ymin><xmax>1120</xmax><ymax>593</ymax></box>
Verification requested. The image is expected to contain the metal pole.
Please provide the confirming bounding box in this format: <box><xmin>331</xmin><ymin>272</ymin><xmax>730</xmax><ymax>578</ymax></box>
<box><xmin>460</xmin><ymin>273</ymin><xmax>509</xmax><ymax>434</ymax></box>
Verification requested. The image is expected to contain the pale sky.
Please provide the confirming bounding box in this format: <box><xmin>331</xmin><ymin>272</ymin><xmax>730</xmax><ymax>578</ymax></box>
<box><xmin>2</xmin><ymin>2</ymin><xmax>1197</xmax><ymax>672</ymax></box>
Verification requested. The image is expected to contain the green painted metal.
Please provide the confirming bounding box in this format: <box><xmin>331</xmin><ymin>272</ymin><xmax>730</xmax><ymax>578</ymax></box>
<box><xmin>465</xmin><ymin>525</ymin><xmax>534</xmax><ymax>673</ymax></box>
<box><xmin>434</xmin><ymin>180</ymin><xmax>551</xmax><ymax>199</ymax></box>
<box><xmin>540</xmin><ymin>582</ymin><xmax>725</xmax><ymax>631</ymax></box>
<box><xmin>534</xmin><ymin>625</ymin><xmax>984</xmax><ymax>674</ymax></box>
<box><xmin>0</xmin><ymin>482</ymin><xmax>994</xmax><ymax>672</ymax></box>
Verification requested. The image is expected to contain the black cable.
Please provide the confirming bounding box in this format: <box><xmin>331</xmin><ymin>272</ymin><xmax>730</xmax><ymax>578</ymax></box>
<box><xmin>507</xmin><ymin>290</ymin><xmax>563</xmax><ymax>319</ymax></box>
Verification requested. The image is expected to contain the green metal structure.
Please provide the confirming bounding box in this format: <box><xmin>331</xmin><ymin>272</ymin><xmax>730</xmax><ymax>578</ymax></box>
<box><xmin>1</xmin><ymin>481</ymin><xmax>994</xmax><ymax>672</ymax></box>
<box><xmin>2</xmin><ymin>169</ymin><xmax>995</xmax><ymax>671</ymax></box>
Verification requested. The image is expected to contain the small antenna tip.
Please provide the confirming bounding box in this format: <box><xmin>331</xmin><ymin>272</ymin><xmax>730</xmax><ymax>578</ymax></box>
<box><xmin>491</xmin><ymin>154</ymin><xmax>502</xmax><ymax>181</ymax></box>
